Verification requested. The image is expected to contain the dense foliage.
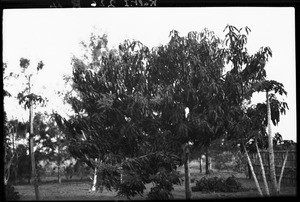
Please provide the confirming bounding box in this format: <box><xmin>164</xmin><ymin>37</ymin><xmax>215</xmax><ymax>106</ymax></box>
<box><xmin>5</xmin><ymin>184</ymin><xmax>21</xmax><ymax>201</ymax></box>
<box><xmin>192</xmin><ymin>176</ymin><xmax>243</xmax><ymax>192</ymax></box>
<box><xmin>3</xmin><ymin>63</ymin><xmax>21</xmax><ymax>199</ymax></box>
<box><xmin>55</xmin><ymin>33</ymin><xmax>185</xmax><ymax>199</ymax></box>
<box><xmin>54</xmin><ymin>25</ymin><xmax>289</xmax><ymax>198</ymax></box>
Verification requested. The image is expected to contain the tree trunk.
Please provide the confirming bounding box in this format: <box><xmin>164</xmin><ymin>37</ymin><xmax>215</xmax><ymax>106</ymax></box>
<box><xmin>15</xmin><ymin>153</ymin><xmax>19</xmax><ymax>185</ymax></box>
<box><xmin>57</xmin><ymin>165</ymin><xmax>61</xmax><ymax>184</ymax></box>
<box><xmin>277</xmin><ymin>150</ymin><xmax>289</xmax><ymax>194</ymax></box>
<box><xmin>243</xmin><ymin>143</ymin><xmax>263</xmax><ymax>196</ymax></box>
<box><xmin>4</xmin><ymin>153</ymin><xmax>15</xmax><ymax>185</ymax></box>
<box><xmin>30</xmin><ymin>136</ymin><xmax>39</xmax><ymax>200</ymax></box>
<box><xmin>266</xmin><ymin>91</ymin><xmax>277</xmax><ymax>195</ymax></box>
<box><xmin>247</xmin><ymin>162</ymin><xmax>252</xmax><ymax>179</ymax></box>
<box><xmin>205</xmin><ymin>147</ymin><xmax>210</xmax><ymax>175</ymax></box>
<box><xmin>255</xmin><ymin>140</ymin><xmax>270</xmax><ymax>196</ymax></box>
<box><xmin>14</xmin><ymin>123</ymin><xmax>18</xmax><ymax>185</ymax></box>
<box><xmin>198</xmin><ymin>157</ymin><xmax>202</xmax><ymax>173</ymax></box>
<box><xmin>57</xmin><ymin>142</ymin><xmax>61</xmax><ymax>184</ymax></box>
<box><xmin>90</xmin><ymin>159</ymin><xmax>98</xmax><ymax>192</ymax></box>
<box><xmin>29</xmin><ymin>76</ymin><xmax>40</xmax><ymax>200</ymax></box>
<box><xmin>27</xmin><ymin>135</ymin><xmax>31</xmax><ymax>184</ymax></box>
<box><xmin>183</xmin><ymin>144</ymin><xmax>192</xmax><ymax>200</ymax></box>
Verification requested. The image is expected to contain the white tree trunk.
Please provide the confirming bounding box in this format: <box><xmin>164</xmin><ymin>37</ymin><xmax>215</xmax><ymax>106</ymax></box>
<box><xmin>266</xmin><ymin>91</ymin><xmax>278</xmax><ymax>195</ymax></box>
<box><xmin>198</xmin><ymin>157</ymin><xmax>202</xmax><ymax>173</ymax></box>
<box><xmin>255</xmin><ymin>140</ymin><xmax>269</xmax><ymax>196</ymax></box>
<box><xmin>243</xmin><ymin>143</ymin><xmax>263</xmax><ymax>196</ymax></box>
<box><xmin>277</xmin><ymin>150</ymin><xmax>289</xmax><ymax>194</ymax></box>
<box><xmin>90</xmin><ymin>159</ymin><xmax>98</xmax><ymax>192</ymax></box>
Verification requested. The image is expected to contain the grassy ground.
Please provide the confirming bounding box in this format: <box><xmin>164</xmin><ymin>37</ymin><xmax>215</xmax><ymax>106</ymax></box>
<box><xmin>14</xmin><ymin>161</ymin><xmax>296</xmax><ymax>200</ymax></box>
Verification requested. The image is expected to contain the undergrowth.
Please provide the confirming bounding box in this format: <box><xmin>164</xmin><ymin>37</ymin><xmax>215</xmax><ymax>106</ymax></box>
<box><xmin>192</xmin><ymin>175</ymin><xmax>244</xmax><ymax>193</ymax></box>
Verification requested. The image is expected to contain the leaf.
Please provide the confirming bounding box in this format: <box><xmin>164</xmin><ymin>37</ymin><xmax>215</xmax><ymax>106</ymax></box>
<box><xmin>37</xmin><ymin>61</ymin><xmax>44</xmax><ymax>71</ymax></box>
<box><xmin>245</xmin><ymin>26</ymin><xmax>251</xmax><ymax>34</ymax></box>
<box><xmin>20</xmin><ymin>58</ymin><xmax>30</xmax><ymax>69</ymax></box>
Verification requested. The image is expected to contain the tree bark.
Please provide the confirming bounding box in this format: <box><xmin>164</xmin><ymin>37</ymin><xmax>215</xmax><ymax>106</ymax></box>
<box><xmin>266</xmin><ymin>91</ymin><xmax>277</xmax><ymax>195</ymax></box>
<box><xmin>184</xmin><ymin>144</ymin><xmax>192</xmax><ymax>200</ymax></box>
<box><xmin>255</xmin><ymin>140</ymin><xmax>270</xmax><ymax>196</ymax></box>
<box><xmin>243</xmin><ymin>143</ymin><xmax>263</xmax><ymax>196</ymax></box>
<box><xmin>277</xmin><ymin>150</ymin><xmax>289</xmax><ymax>194</ymax></box>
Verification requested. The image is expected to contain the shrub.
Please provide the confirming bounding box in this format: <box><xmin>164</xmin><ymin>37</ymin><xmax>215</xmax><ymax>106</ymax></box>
<box><xmin>5</xmin><ymin>184</ymin><xmax>21</xmax><ymax>201</ymax></box>
<box><xmin>146</xmin><ymin>168</ymin><xmax>181</xmax><ymax>200</ymax></box>
<box><xmin>192</xmin><ymin>175</ymin><xmax>243</xmax><ymax>193</ymax></box>
<box><xmin>116</xmin><ymin>173</ymin><xmax>146</xmax><ymax>199</ymax></box>
<box><xmin>224</xmin><ymin>175</ymin><xmax>243</xmax><ymax>192</ymax></box>
<box><xmin>147</xmin><ymin>186</ymin><xmax>173</xmax><ymax>200</ymax></box>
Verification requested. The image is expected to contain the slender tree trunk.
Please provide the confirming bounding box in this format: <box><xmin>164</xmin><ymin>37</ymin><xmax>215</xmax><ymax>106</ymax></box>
<box><xmin>29</xmin><ymin>76</ymin><xmax>40</xmax><ymax>200</ymax></box>
<box><xmin>205</xmin><ymin>147</ymin><xmax>210</xmax><ymax>175</ymax></box>
<box><xmin>266</xmin><ymin>91</ymin><xmax>277</xmax><ymax>195</ymax></box>
<box><xmin>247</xmin><ymin>162</ymin><xmax>252</xmax><ymax>179</ymax></box>
<box><xmin>243</xmin><ymin>143</ymin><xmax>263</xmax><ymax>196</ymax></box>
<box><xmin>277</xmin><ymin>150</ymin><xmax>289</xmax><ymax>194</ymax></box>
<box><xmin>29</xmin><ymin>106</ymin><xmax>40</xmax><ymax>201</ymax></box>
<box><xmin>15</xmin><ymin>153</ymin><xmax>19</xmax><ymax>184</ymax></box>
<box><xmin>90</xmin><ymin>158</ymin><xmax>98</xmax><ymax>192</ymax></box>
<box><xmin>57</xmin><ymin>142</ymin><xmax>61</xmax><ymax>184</ymax></box>
<box><xmin>27</xmin><ymin>135</ymin><xmax>31</xmax><ymax>184</ymax></box>
<box><xmin>14</xmin><ymin>123</ymin><xmax>18</xmax><ymax>185</ymax></box>
<box><xmin>57</xmin><ymin>165</ymin><xmax>61</xmax><ymax>184</ymax></box>
<box><xmin>183</xmin><ymin>144</ymin><xmax>192</xmax><ymax>200</ymax></box>
<box><xmin>4</xmin><ymin>153</ymin><xmax>15</xmax><ymax>185</ymax></box>
<box><xmin>198</xmin><ymin>157</ymin><xmax>202</xmax><ymax>173</ymax></box>
<box><xmin>255</xmin><ymin>140</ymin><xmax>270</xmax><ymax>196</ymax></box>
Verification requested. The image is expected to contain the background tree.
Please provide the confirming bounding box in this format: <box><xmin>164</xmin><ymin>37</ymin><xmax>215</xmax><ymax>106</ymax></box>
<box><xmin>16</xmin><ymin>58</ymin><xmax>46</xmax><ymax>200</ymax></box>
<box><xmin>251</xmin><ymin>80</ymin><xmax>288</xmax><ymax>195</ymax></box>
<box><xmin>30</xmin><ymin>112</ymin><xmax>72</xmax><ymax>184</ymax></box>
<box><xmin>221</xmin><ymin>25</ymin><xmax>289</xmax><ymax>196</ymax></box>
<box><xmin>3</xmin><ymin>62</ymin><xmax>22</xmax><ymax>200</ymax></box>
<box><xmin>6</xmin><ymin>119</ymin><xmax>29</xmax><ymax>184</ymax></box>
<box><xmin>4</xmin><ymin>62</ymin><xmax>15</xmax><ymax>185</ymax></box>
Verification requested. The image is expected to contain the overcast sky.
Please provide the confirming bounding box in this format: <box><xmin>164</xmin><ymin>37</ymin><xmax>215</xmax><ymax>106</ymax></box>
<box><xmin>3</xmin><ymin>7</ymin><xmax>296</xmax><ymax>142</ymax></box>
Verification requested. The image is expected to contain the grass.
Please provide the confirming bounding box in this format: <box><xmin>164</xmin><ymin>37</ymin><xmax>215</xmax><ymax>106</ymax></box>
<box><xmin>13</xmin><ymin>161</ymin><xmax>296</xmax><ymax>200</ymax></box>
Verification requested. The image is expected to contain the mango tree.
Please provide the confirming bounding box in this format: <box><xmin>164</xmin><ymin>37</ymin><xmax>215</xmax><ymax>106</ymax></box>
<box><xmin>147</xmin><ymin>28</ymin><xmax>226</xmax><ymax>199</ymax></box>
<box><xmin>55</xmin><ymin>33</ymin><xmax>182</xmax><ymax>199</ymax></box>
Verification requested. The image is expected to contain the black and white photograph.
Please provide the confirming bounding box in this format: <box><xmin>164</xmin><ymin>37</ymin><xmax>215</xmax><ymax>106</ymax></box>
<box><xmin>3</xmin><ymin>3</ymin><xmax>297</xmax><ymax>200</ymax></box>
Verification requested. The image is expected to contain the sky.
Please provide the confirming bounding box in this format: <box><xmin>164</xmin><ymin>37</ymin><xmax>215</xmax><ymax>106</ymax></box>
<box><xmin>3</xmin><ymin>7</ymin><xmax>296</xmax><ymax>142</ymax></box>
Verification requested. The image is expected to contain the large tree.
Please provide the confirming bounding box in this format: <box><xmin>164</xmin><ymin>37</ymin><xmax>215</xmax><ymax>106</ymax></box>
<box><xmin>55</xmin><ymin>33</ymin><xmax>182</xmax><ymax>199</ymax></box>
<box><xmin>147</xmin><ymin>28</ymin><xmax>226</xmax><ymax>199</ymax></box>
